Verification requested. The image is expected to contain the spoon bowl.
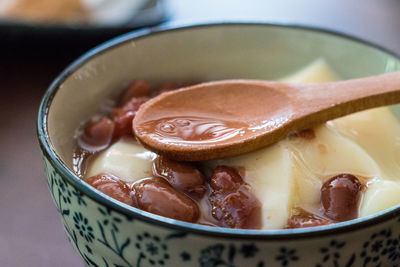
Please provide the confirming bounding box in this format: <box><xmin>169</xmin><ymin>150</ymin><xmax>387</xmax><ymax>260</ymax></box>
<box><xmin>134</xmin><ymin>71</ymin><xmax>400</xmax><ymax>161</ymax></box>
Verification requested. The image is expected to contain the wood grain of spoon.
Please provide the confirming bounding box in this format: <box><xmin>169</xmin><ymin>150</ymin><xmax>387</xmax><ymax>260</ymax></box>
<box><xmin>133</xmin><ymin>71</ymin><xmax>400</xmax><ymax>161</ymax></box>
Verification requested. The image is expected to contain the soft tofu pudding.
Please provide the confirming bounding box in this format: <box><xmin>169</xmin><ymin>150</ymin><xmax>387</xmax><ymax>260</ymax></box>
<box><xmin>73</xmin><ymin>59</ymin><xmax>400</xmax><ymax>230</ymax></box>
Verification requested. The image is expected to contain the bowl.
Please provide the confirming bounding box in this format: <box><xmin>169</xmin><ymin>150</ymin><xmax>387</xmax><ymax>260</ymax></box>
<box><xmin>38</xmin><ymin>23</ymin><xmax>400</xmax><ymax>267</ymax></box>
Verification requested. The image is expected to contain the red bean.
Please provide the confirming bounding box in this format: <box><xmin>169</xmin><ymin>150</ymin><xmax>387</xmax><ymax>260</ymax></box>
<box><xmin>133</xmin><ymin>178</ymin><xmax>200</xmax><ymax>223</ymax></box>
<box><xmin>78</xmin><ymin>117</ymin><xmax>114</xmax><ymax>151</ymax></box>
<box><xmin>119</xmin><ymin>80</ymin><xmax>152</xmax><ymax>105</ymax></box>
<box><xmin>113</xmin><ymin>96</ymin><xmax>150</xmax><ymax>139</ymax></box>
<box><xmin>321</xmin><ymin>173</ymin><xmax>362</xmax><ymax>222</ymax></box>
<box><xmin>211</xmin><ymin>190</ymin><xmax>262</xmax><ymax>229</ymax></box>
<box><xmin>113</xmin><ymin>110</ymin><xmax>136</xmax><ymax>139</ymax></box>
<box><xmin>210</xmin><ymin>165</ymin><xmax>243</xmax><ymax>193</ymax></box>
<box><xmin>85</xmin><ymin>173</ymin><xmax>135</xmax><ymax>206</ymax></box>
<box><xmin>286</xmin><ymin>209</ymin><xmax>331</xmax><ymax>229</ymax></box>
<box><xmin>208</xmin><ymin>166</ymin><xmax>261</xmax><ymax>229</ymax></box>
<box><xmin>153</xmin><ymin>156</ymin><xmax>206</xmax><ymax>198</ymax></box>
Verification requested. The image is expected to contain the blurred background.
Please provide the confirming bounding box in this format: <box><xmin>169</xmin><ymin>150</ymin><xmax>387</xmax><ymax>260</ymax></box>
<box><xmin>0</xmin><ymin>0</ymin><xmax>399</xmax><ymax>266</ymax></box>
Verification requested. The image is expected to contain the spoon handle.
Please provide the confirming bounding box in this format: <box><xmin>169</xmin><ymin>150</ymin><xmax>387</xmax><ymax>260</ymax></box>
<box><xmin>295</xmin><ymin>71</ymin><xmax>400</xmax><ymax>123</ymax></box>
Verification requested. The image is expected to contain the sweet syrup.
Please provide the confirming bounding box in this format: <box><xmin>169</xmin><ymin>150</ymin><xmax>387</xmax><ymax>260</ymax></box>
<box><xmin>137</xmin><ymin>116</ymin><xmax>249</xmax><ymax>144</ymax></box>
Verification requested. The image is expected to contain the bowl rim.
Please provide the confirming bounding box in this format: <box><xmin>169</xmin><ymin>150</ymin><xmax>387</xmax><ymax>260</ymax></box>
<box><xmin>37</xmin><ymin>21</ymin><xmax>400</xmax><ymax>240</ymax></box>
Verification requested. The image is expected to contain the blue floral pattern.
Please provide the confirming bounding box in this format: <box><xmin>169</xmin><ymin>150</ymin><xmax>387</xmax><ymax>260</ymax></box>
<box><xmin>135</xmin><ymin>232</ymin><xmax>169</xmax><ymax>266</ymax></box>
<box><xmin>73</xmin><ymin>212</ymin><xmax>95</xmax><ymax>243</ymax></box>
<box><xmin>275</xmin><ymin>247</ymin><xmax>299</xmax><ymax>266</ymax></box>
<box><xmin>360</xmin><ymin>228</ymin><xmax>400</xmax><ymax>266</ymax></box>
<box><xmin>43</xmin><ymin>156</ymin><xmax>400</xmax><ymax>267</ymax></box>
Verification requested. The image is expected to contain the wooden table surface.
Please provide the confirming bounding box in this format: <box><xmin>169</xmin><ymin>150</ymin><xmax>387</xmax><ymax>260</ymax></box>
<box><xmin>1</xmin><ymin>1</ymin><xmax>399</xmax><ymax>266</ymax></box>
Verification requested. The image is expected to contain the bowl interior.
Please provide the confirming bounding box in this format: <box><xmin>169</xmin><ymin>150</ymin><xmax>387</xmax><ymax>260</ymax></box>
<box><xmin>44</xmin><ymin>23</ymin><xmax>400</xmax><ymax>196</ymax></box>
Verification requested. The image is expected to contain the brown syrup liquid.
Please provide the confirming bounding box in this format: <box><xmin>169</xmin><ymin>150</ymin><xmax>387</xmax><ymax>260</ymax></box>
<box><xmin>137</xmin><ymin>116</ymin><xmax>248</xmax><ymax>144</ymax></box>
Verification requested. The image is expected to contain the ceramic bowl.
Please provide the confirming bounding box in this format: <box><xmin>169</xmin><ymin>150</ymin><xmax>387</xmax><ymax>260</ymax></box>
<box><xmin>38</xmin><ymin>23</ymin><xmax>400</xmax><ymax>267</ymax></box>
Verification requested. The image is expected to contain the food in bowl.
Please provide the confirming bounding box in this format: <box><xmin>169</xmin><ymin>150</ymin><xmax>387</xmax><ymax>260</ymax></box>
<box><xmin>0</xmin><ymin>0</ymin><xmax>146</xmax><ymax>25</ymax></box>
<box><xmin>73</xmin><ymin>59</ymin><xmax>400</xmax><ymax>230</ymax></box>
<box><xmin>0</xmin><ymin>0</ymin><xmax>86</xmax><ymax>23</ymax></box>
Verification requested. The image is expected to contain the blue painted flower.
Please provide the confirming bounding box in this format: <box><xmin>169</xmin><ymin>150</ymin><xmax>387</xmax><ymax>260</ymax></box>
<box><xmin>73</xmin><ymin>212</ymin><xmax>94</xmax><ymax>242</ymax></box>
<box><xmin>371</xmin><ymin>239</ymin><xmax>383</xmax><ymax>253</ymax></box>
<box><xmin>384</xmin><ymin>234</ymin><xmax>400</xmax><ymax>263</ymax></box>
<box><xmin>319</xmin><ymin>240</ymin><xmax>345</xmax><ymax>264</ymax></box>
<box><xmin>275</xmin><ymin>247</ymin><xmax>299</xmax><ymax>266</ymax></box>
<box><xmin>360</xmin><ymin>228</ymin><xmax>392</xmax><ymax>266</ymax></box>
<box><xmin>135</xmin><ymin>232</ymin><xmax>169</xmax><ymax>266</ymax></box>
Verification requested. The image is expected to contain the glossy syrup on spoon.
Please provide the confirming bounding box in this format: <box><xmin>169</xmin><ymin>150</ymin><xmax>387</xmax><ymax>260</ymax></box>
<box><xmin>133</xmin><ymin>71</ymin><xmax>400</xmax><ymax>161</ymax></box>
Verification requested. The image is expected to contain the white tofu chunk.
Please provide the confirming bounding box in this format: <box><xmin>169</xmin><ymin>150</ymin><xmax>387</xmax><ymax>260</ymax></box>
<box><xmin>287</xmin><ymin>126</ymin><xmax>381</xmax><ymax>179</ymax></box>
<box><xmin>280</xmin><ymin>58</ymin><xmax>339</xmax><ymax>83</ymax></box>
<box><xmin>360</xmin><ymin>179</ymin><xmax>400</xmax><ymax>217</ymax></box>
<box><xmin>86</xmin><ymin>138</ymin><xmax>156</xmax><ymax>183</ymax></box>
<box><xmin>328</xmin><ymin>107</ymin><xmax>400</xmax><ymax>181</ymax></box>
<box><xmin>205</xmin><ymin>143</ymin><xmax>293</xmax><ymax>229</ymax></box>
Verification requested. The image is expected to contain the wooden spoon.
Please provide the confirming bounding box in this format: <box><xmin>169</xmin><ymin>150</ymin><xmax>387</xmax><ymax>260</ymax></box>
<box><xmin>133</xmin><ymin>71</ymin><xmax>400</xmax><ymax>161</ymax></box>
